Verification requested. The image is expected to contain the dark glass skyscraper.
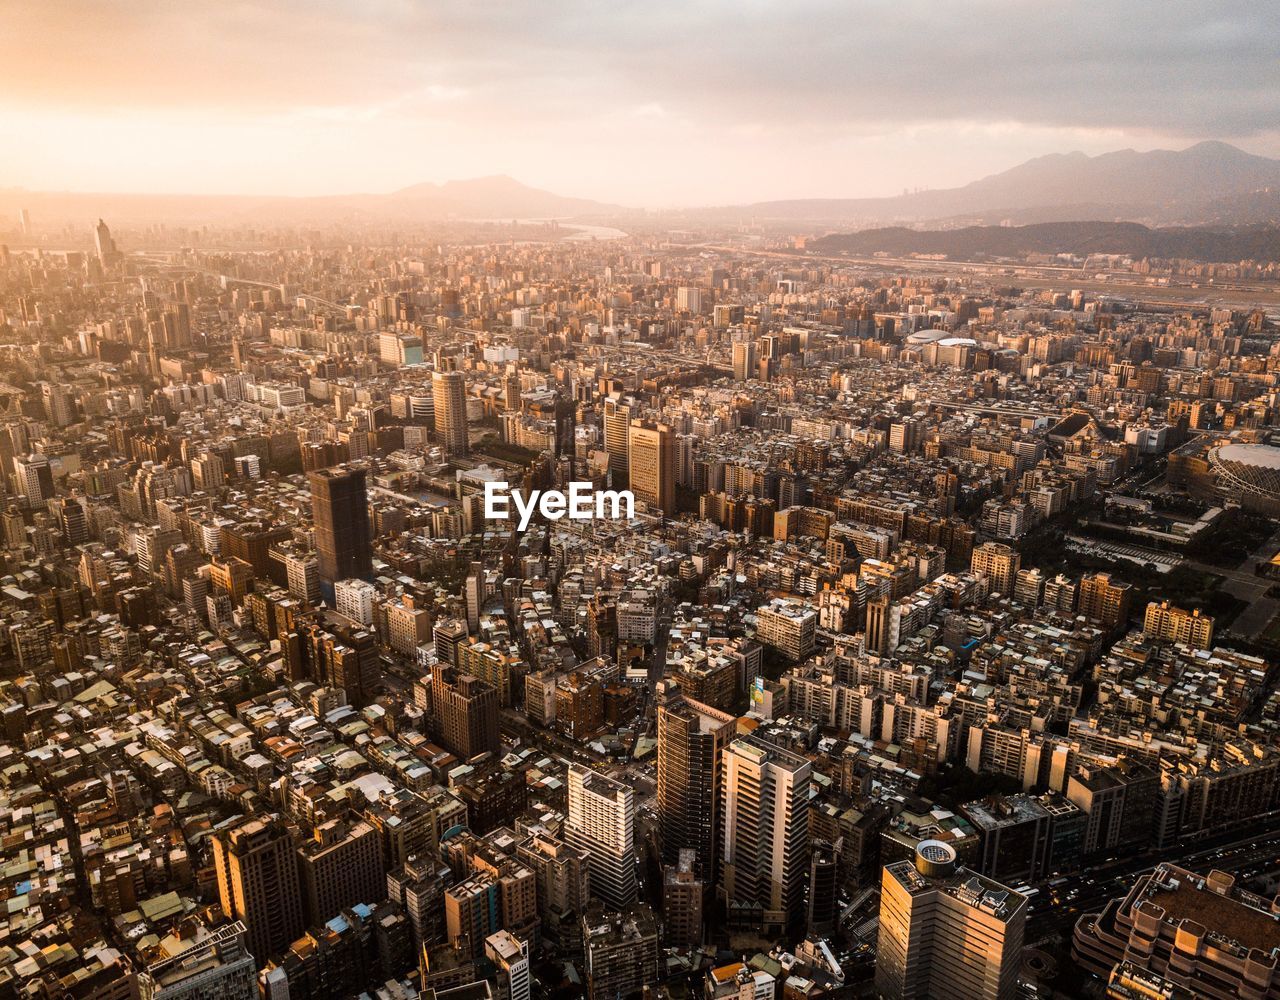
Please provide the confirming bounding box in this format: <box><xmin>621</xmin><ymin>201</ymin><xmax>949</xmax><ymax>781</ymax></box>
<box><xmin>309</xmin><ymin>466</ymin><xmax>372</xmax><ymax>598</ymax></box>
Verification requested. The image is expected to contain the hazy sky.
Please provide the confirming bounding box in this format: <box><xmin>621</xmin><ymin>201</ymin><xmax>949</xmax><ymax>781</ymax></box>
<box><xmin>3</xmin><ymin>0</ymin><xmax>1278</xmax><ymax>206</ymax></box>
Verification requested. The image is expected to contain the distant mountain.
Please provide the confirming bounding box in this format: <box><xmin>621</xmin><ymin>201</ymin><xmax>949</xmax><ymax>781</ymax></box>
<box><xmin>0</xmin><ymin>175</ymin><xmax>623</xmax><ymax>229</ymax></box>
<box><xmin>809</xmin><ymin>221</ymin><xmax>1280</xmax><ymax>262</ymax></box>
<box><xmin>713</xmin><ymin>142</ymin><xmax>1280</xmax><ymax>226</ymax></box>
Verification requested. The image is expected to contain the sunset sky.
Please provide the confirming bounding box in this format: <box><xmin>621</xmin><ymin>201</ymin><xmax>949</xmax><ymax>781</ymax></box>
<box><xmin>2</xmin><ymin>0</ymin><xmax>1277</xmax><ymax>206</ymax></box>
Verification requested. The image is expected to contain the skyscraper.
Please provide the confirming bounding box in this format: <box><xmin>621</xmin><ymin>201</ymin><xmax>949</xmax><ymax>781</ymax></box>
<box><xmin>13</xmin><ymin>453</ymin><xmax>54</xmax><ymax>506</ymax></box>
<box><xmin>566</xmin><ymin>763</ymin><xmax>637</xmax><ymax>908</ymax></box>
<box><xmin>309</xmin><ymin>466</ymin><xmax>372</xmax><ymax>600</ymax></box>
<box><xmin>432</xmin><ymin>369</ymin><xmax>469</xmax><ymax>456</ymax></box>
<box><xmin>627</xmin><ymin>419</ymin><xmax>675</xmax><ymax>514</ymax></box>
<box><xmin>136</xmin><ymin>920</ymin><xmax>257</xmax><ymax>1000</ymax></box>
<box><xmin>875</xmin><ymin>840</ymin><xmax>1027</xmax><ymax>1000</ymax></box>
<box><xmin>211</xmin><ymin>818</ymin><xmax>305</xmax><ymax>967</ymax></box>
<box><xmin>656</xmin><ymin>685</ymin><xmax>736</xmax><ymax>884</ymax></box>
<box><xmin>721</xmin><ymin>733</ymin><xmax>812</xmax><ymax>937</ymax></box>
<box><xmin>94</xmin><ymin>218</ymin><xmax>120</xmax><ymax>266</ymax></box>
<box><xmin>603</xmin><ymin>396</ymin><xmax>631</xmax><ymax>485</ymax></box>
<box><xmin>732</xmin><ymin>341</ymin><xmax>757</xmax><ymax>382</ymax></box>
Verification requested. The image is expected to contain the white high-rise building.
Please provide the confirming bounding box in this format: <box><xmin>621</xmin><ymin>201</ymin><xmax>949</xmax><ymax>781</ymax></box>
<box><xmin>721</xmin><ymin>734</ymin><xmax>811</xmax><ymax>937</ymax></box>
<box><xmin>485</xmin><ymin>930</ymin><xmax>531</xmax><ymax>1000</ymax></box>
<box><xmin>334</xmin><ymin>578</ymin><xmax>376</xmax><ymax>625</ymax></box>
<box><xmin>566</xmin><ymin>763</ymin><xmax>637</xmax><ymax>908</ymax></box>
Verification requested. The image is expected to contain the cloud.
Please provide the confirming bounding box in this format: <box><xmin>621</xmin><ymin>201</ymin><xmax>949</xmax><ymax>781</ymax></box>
<box><xmin>0</xmin><ymin>0</ymin><xmax>1276</xmax><ymax>202</ymax></box>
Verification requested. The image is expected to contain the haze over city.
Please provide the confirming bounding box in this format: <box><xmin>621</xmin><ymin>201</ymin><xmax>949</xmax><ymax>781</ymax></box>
<box><xmin>4</xmin><ymin>5</ymin><xmax>1280</xmax><ymax>1000</ymax></box>
<box><xmin>4</xmin><ymin>1</ymin><xmax>1280</xmax><ymax>205</ymax></box>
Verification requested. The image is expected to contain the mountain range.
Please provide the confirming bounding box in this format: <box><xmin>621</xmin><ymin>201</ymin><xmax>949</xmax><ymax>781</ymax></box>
<box><xmin>712</xmin><ymin>141</ymin><xmax>1280</xmax><ymax>227</ymax></box>
<box><xmin>2</xmin><ymin>141</ymin><xmax>1279</xmax><ymax>231</ymax></box>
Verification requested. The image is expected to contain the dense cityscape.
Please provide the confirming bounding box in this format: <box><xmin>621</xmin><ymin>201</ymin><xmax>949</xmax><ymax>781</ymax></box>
<box><xmin>0</xmin><ymin>201</ymin><xmax>1277</xmax><ymax>1000</ymax></box>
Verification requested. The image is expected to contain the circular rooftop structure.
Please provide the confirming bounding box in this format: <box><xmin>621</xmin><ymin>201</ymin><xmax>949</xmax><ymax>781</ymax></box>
<box><xmin>1210</xmin><ymin>444</ymin><xmax>1280</xmax><ymax>514</ymax></box>
<box><xmin>914</xmin><ymin>839</ymin><xmax>958</xmax><ymax>877</ymax></box>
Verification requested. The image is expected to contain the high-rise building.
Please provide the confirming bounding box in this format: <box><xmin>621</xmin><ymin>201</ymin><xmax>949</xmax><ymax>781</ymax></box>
<box><xmin>875</xmin><ymin>840</ymin><xmax>1027</xmax><ymax>1000</ymax></box>
<box><xmin>137</xmin><ymin>919</ymin><xmax>257</xmax><ymax>1000</ymax></box>
<box><xmin>754</xmin><ymin>597</ymin><xmax>817</xmax><ymax>661</ymax></box>
<box><xmin>309</xmin><ymin>466</ymin><xmax>372</xmax><ymax>599</ymax></box>
<box><xmin>485</xmin><ymin>930</ymin><xmax>531</xmax><ymax>1000</ymax></box>
<box><xmin>1142</xmin><ymin>600</ymin><xmax>1215</xmax><ymax>649</ymax></box>
<box><xmin>41</xmin><ymin>382</ymin><xmax>76</xmax><ymax>427</ymax></box>
<box><xmin>662</xmin><ymin>849</ymin><xmax>704</xmax><ymax>948</ymax></box>
<box><xmin>1078</xmin><ymin>572</ymin><xmax>1134</xmax><ymax>630</ymax></box>
<box><xmin>295</xmin><ymin>816</ymin><xmax>386</xmax><ymax>927</ymax></box>
<box><xmin>971</xmin><ymin>541</ymin><xmax>1021</xmax><ymax>597</ymax></box>
<box><xmin>211</xmin><ymin>818</ymin><xmax>305</xmax><ymax>967</ymax></box>
<box><xmin>566</xmin><ymin>763</ymin><xmax>637</xmax><ymax>909</ymax></box>
<box><xmin>432</xmin><ymin>665</ymin><xmax>500</xmax><ymax>760</ymax></box>
<box><xmin>732</xmin><ymin>341</ymin><xmax>757</xmax><ymax>382</ymax></box>
<box><xmin>581</xmin><ymin>902</ymin><xmax>661</xmax><ymax>1000</ymax></box>
<box><xmin>656</xmin><ymin>685</ymin><xmax>736</xmax><ymax>884</ymax></box>
<box><xmin>603</xmin><ymin>396</ymin><xmax>631</xmax><ymax>484</ymax></box>
<box><xmin>13</xmin><ymin>453</ymin><xmax>54</xmax><ymax>506</ymax></box>
<box><xmin>721</xmin><ymin>733</ymin><xmax>812</xmax><ymax>936</ymax></box>
<box><xmin>94</xmin><ymin>218</ymin><xmax>120</xmax><ymax>266</ymax></box>
<box><xmin>432</xmin><ymin>369</ymin><xmax>469</xmax><ymax>456</ymax></box>
<box><xmin>627</xmin><ymin>419</ymin><xmax>675</xmax><ymax>514</ymax></box>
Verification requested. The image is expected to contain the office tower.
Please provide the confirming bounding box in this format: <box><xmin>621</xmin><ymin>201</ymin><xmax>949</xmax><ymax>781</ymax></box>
<box><xmin>504</xmin><ymin>367</ymin><xmax>522</xmax><ymax>411</ymax></box>
<box><xmin>54</xmin><ymin>497</ymin><xmax>89</xmax><ymax>546</ymax></box>
<box><xmin>485</xmin><ymin>931</ymin><xmax>531</xmax><ymax>1000</ymax></box>
<box><xmin>662</xmin><ymin>849</ymin><xmax>704</xmax><ymax>947</ymax></box>
<box><xmin>865</xmin><ymin>594</ymin><xmax>896</xmax><ymax>655</ymax></box>
<box><xmin>41</xmin><ymin>382</ymin><xmax>76</xmax><ymax>427</ymax></box>
<box><xmin>1142</xmin><ymin>600</ymin><xmax>1215</xmax><ymax>649</ymax></box>
<box><xmin>603</xmin><ymin>396</ymin><xmax>631</xmax><ymax>484</ymax></box>
<box><xmin>732</xmin><ymin>341</ymin><xmax>757</xmax><ymax>381</ymax></box>
<box><xmin>971</xmin><ymin>541</ymin><xmax>1021</xmax><ymax>597</ymax></box>
<box><xmin>192</xmin><ymin>452</ymin><xmax>226</xmax><ymax>490</ymax></box>
<box><xmin>309</xmin><ymin>466</ymin><xmax>372</xmax><ymax>598</ymax></box>
<box><xmin>433</xmin><ymin>617</ymin><xmax>468</xmax><ymax>666</ymax></box>
<box><xmin>94</xmin><ymin>218</ymin><xmax>119</xmax><ymax>265</ymax></box>
<box><xmin>1078</xmin><ymin>572</ymin><xmax>1134</xmax><ymax>630</ymax></box>
<box><xmin>136</xmin><ymin>919</ymin><xmax>257</xmax><ymax>1000</ymax></box>
<box><xmin>876</xmin><ymin>841</ymin><xmax>1027</xmax><ymax>1000</ymax></box>
<box><xmin>211</xmin><ymin>818</ymin><xmax>305</xmax><ymax>967</ymax></box>
<box><xmin>13</xmin><ymin>453</ymin><xmax>54</xmax><ymax>506</ymax></box>
<box><xmin>656</xmin><ymin>685</ymin><xmax>736</xmax><ymax>883</ymax></box>
<box><xmin>432</xmin><ymin>664</ymin><xmax>500</xmax><ymax>759</ymax></box>
<box><xmin>889</xmin><ymin>419</ymin><xmax>922</xmax><ymax>454</ymax></box>
<box><xmin>581</xmin><ymin>902</ymin><xmax>661</xmax><ymax>1000</ymax></box>
<box><xmin>676</xmin><ymin>286</ymin><xmax>702</xmax><ymax>314</ymax></box>
<box><xmin>721</xmin><ymin>733</ymin><xmax>812</xmax><ymax>937</ymax></box>
<box><xmin>465</xmin><ymin>560</ymin><xmax>484</xmax><ymax>632</ymax></box>
<box><xmin>566</xmin><ymin>763</ymin><xmax>637</xmax><ymax>908</ymax></box>
<box><xmin>296</xmin><ymin>816</ymin><xmax>386</xmax><ymax>927</ymax></box>
<box><xmin>627</xmin><ymin>419</ymin><xmax>675</xmax><ymax>514</ymax></box>
<box><xmin>807</xmin><ymin>840</ymin><xmax>839</xmax><ymax>937</ymax></box>
<box><xmin>432</xmin><ymin>369</ymin><xmax>469</xmax><ymax>455</ymax></box>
